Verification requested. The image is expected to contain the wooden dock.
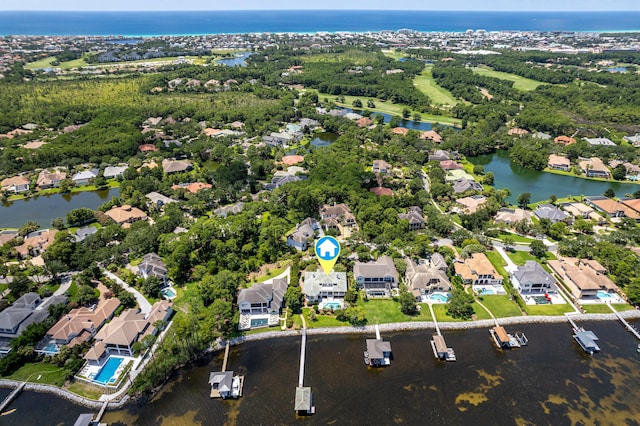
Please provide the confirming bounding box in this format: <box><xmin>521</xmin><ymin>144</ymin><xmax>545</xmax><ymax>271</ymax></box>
<box><xmin>94</xmin><ymin>400</ymin><xmax>109</xmax><ymax>423</ymax></box>
<box><xmin>222</xmin><ymin>341</ymin><xmax>230</xmax><ymax>372</ymax></box>
<box><xmin>428</xmin><ymin>303</ymin><xmax>456</xmax><ymax>361</ymax></box>
<box><xmin>0</xmin><ymin>382</ymin><xmax>24</xmax><ymax>413</ymax></box>
<box><xmin>294</xmin><ymin>328</ymin><xmax>314</xmax><ymax>414</ymax></box>
<box><xmin>606</xmin><ymin>303</ymin><xmax>640</xmax><ymax>341</ymax></box>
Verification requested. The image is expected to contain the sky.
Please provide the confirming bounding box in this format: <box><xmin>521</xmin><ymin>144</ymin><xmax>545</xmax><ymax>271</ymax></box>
<box><xmin>1</xmin><ymin>0</ymin><xmax>640</xmax><ymax>12</ymax></box>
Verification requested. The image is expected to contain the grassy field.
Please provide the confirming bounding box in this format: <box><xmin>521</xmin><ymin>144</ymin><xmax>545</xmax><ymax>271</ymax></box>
<box><xmin>497</xmin><ymin>233</ymin><xmax>536</xmax><ymax>244</ymax></box>
<box><xmin>7</xmin><ymin>363</ymin><xmax>69</xmax><ymax>386</ymax></box>
<box><xmin>26</xmin><ymin>55</ymin><xmax>211</xmax><ymax>71</ymax></box>
<box><xmin>413</xmin><ymin>67</ymin><xmax>459</xmax><ymax>106</ymax></box>
<box><xmin>472</xmin><ymin>66</ymin><xmax>544</xmax><ymax>91</ymax></box>
<box><xmin>66</xmin><ymin>381</ymin><xmax>104</xmax><ymax>400</ymax></box>
<box><xmin>582</xmin><ymin>304</ymin><xmax>635</xmax><ymax>314</ymax></box>
<box><xmin>357</xmin><ymin>299</ymin><xmax>433</xmax><ymax>324</ymax></box>
<box><xmin>525</xmin><ymin>303</ymin><xmax>575</xmax><ymax>316</ymax></box>
<box><xmin>316</xmin><ymin>92</ymin><xmax>462</xmax><ymax>126</ymax></box>
<box><xmin>485</xmin><ymin>251</ymin><xmax>509</xmax><ymax>279</ymax></box>
<box><xmin>478</xmin><ymin>295</ymin><xmax>523</xmax><ymax>318</ymax></box>
<box><xmin>507</xmin><ymin>250</ymin><xmax>556</xmax><ymax>265</ymax></box>
<box><xmin>25</xmin><ymin>56</ymin><xmax>90</xmax><ymax>70</ymax></box>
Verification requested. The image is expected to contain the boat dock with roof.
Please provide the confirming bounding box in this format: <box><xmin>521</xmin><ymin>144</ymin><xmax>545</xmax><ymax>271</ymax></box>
<box><xmin>489</xmin><ymin>326</ymin><xmax>528</xmax><ymax>349</ymax></box>
<box><xmin>427</xmin><ymin>303</ymin><xmax>456</xmax><ymax>361</ymax></box>
<box><xmin>364</xmin><ymin>324</ymin><xmax>392</xmax><ymax>367</ymax></box>
<box><xmin>566</xmin><ymin>314</ymin><xmax>600</xmax><ymax>355</ymax></box>
<box><xmin>295</xmin><ymin>328</ymin><xmax>315</xmax><ymax>415</ymax></box>
<box><xmin>209</xmin><ymin>342</ymin><xmax>244</xmax><ymax>399</ymax></box>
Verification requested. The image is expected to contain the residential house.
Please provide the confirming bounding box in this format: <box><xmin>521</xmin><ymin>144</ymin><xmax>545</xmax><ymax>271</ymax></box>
<box><xmin>71</xmin><ymin>168</ymin><xmax>99</xmax><ymax>185</ymax></box>
<box><xmin>319</xmin><ymin>203</ymin><xmax>357</xmax><ymax>232</ymax></box>
<box><xmin>171</xmin><ymin>182</ymin><xmax>212</xmax><ymax>193</ymax></box>
<box><xmin>534</xmin><ymin>204</ymin><xmax>569</xmax><ymax>223</ymax></box>
<box><xmin>15</xmin><ymin>229</ymin><xmax>58</xmax><ymax>258</ymax></box>
<box><xmin>452</xmin><ymin>178</ymin><xmax>483</xmax><ymax>194</ymax></box>
<box><xmin>548</xmin><ymin>154</ymin><xmax>571</xmax><ymax>171</ymax></box>
<box><xmin>370</xmin><ymin>187</ymin><xmax>393</xmax><ymax>196</ymax></box>
<box><xmin>237</xmin><ymin>277</ymin><xmax>288</xmax><ymax>330</ymax></box>
<box><xmin>559</xmin><ymin>202</ymin><xmax>605</xmax><ymax>224</ymax></box>
<box><xmin>138</xmin><ymin>253</ymin><xmax>168</xmax><ymax>286</ymax></box>
<box><xmin>392</xmin><ymin>127</ymin><xmax>409</xmax><ymax>136</ymax></box>
<box><xmin>145</xmin><ymin>191</ymin><xmax>177</xmax><ymax>207</ymax></box>
<box><xmin>420</xmin><ymin>130</ymin><xmax>442</xmax><ymax>143</ymax></box>
<box><xmin>264</xmin><ymin>174</ymin><xmax>304</xmax><ymax>190</ymax></box>
<box><xmin>398</xmin><ymin>206</ymin><xmax>425</xmax><ymax>231</ymax></box>
<box><xmin>579</xmin><ymin>157</ymin><xmax>610</xmax><ymax>178</ymax></box>
<box><xmin>428</xmin><ymin>150</ymin><xmax>450</xmax><ymax>162</ymax></box>
<box><xmin>584</xmin><ymin>137</ymin><xmax>616</xmax><ymax>147</ymax></box>
<box><xmin>439</xmin><ymin>160</ymin><xmax>463</xmax><ymax>171</ymax></box>
<box><xmin>214</xmin><ymin>202</ymin><xmax>245</xmax><ymax>218</ymax></box>
<box><xmin>103</xmin><ymin>166</ymin><xmax>128</xmax><ymax>179</ymax></box>
<box><xmin>287</xmin><ymin>218</ymin><xmax>320</xmax><ymax>251</ymax></box>
<box><xmin>299</xmin><ymin>118</ymin><xmax>319</xmax><ymax>129</ymax></box>
<box><xmin>620</xmin><ymin>198</ymin><xmax>640</xmax><ymax>217</ymax></box>
<box><xmin>372</xmin><ymin>160</ymin><xmax>392</xmax><ymax>174</ymax></box>
<box><xmin>494</xmin><ymin>208</ymin><xmax>533</xmax><ymax>225</ymax></box>
<box><xmin>162</xmin><ymin>159</ymin><xmax>192</xmax><ymax>174</ymax></box>
<box><xmin>445</xmin><ymin>169</ymin><xmax>475</xmax><ymax>182</ymax></box>
<box><xmin>302</xmin><ymin>270</ymin><xmax>347</xmax><ymax>303</ymax></box>
<box><xmin>511</xmin><ymin>261</ymin><xmax>558</xmax><ymax>295</ymax></box>
<box><xmin>105</xmin><ymin>205</ymin><xmax>148</xmax><ymax>227</ymax></box>
<box><xmin>353</xmin><ymin>256</ymin><xmax>399</xmax><ymax>297</ymax></box>
<box><xmin>405</xmin><ymin>257</ymin><xmax>451</xmax><ymax>299</ymax></box>
<box><xmin>454</xmin><ymin>253</ymin><xmax>503</xmax><ymax>288</ymax></box>
<box><xmin>533</xmin><ymin>132</ymin><xmax>552</xmax><ymax>140</ymax></box>
<box><xmin>279</xmin><ymin>155</ymin><xmax>304</xmax><ymax>166</ymax></box>
<box><xmin>84</xmin><ymin>300</ymin><xmax>173</xmax><ymax>363</ymax></box>
<box><xmin>548</xmin><ymin>257</ymin><xmax>619</xmax><ymax>299</ymax></box>
<box><xmin>554</xmin><ymin>135</ymin><xmax>576</xmax><ymax>145</ymax></box>
<box><xmin>75</xmin><ymin>226</ymin><xmax>97</xmax><ymax>242</ymax></box>
<box><xmin>356</xmin><ymin>117</ymin><xmax>373</xmax><ymax>128</ymax></box>
<box><xmin>455</xmin><ymin>195</ymin><xmax>487</xmax><ymax>214</ymax></box>
<box><xmin>1</xmin><ymin>175</ymin><xmax>30</xmax><ymax>193</ymax></box>
<box><xmin>0</xmin><ymin>230</ymin><xmax>18</xmax><ymax>246</ymax></box>
<box><xmin>263</xmin><ymin>132</ymin><xmax>297</xmax><ymax>147</ymax></box>
<box><xmin>37</xmin><ymin>297</ymin><xmax>121</xmax><ymax>355</ymax></box>
<box><xmin>138</xmin><ymin>144</ymin><xmax>159</xmax><ymax>153</ymax></box>
<box><xmin>623</xmin><ymin>134</ymin><xmax>640</xmax><ymax>146</ymax></box>
<box><xmin>36</xmin><ymin>168</ymin><xmax>66</xmax><ymax>189</ymax></box>
<box><xmin>584</xmin><ymin>196</ymin><xmax>640</xmax><ymax>221</ymax></box>
<box><xmin>508</xmin><ymin>128</ymin><xmax>529</xmax><ymax>136</ymax></box>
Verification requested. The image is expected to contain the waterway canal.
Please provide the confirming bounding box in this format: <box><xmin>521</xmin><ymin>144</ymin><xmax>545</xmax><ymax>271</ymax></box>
<box><xmin>0</xmin><ymin>188</ymin><xmax>119</xmax><ymax>229</ymax></box>
<box><xmin>468</xmin><ymin>150</ymin><xmax>638</xmax><ymax>203</ymax></box>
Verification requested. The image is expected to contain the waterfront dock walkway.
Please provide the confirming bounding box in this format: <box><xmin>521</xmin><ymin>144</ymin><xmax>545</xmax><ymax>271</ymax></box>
<box><xmin>222</xmin><ymin>342</ymin><xmax>230</xmax><ymax>372</ymax></box>
<box><xmin>298</xmin><ymin>329</ymin><xmax>307</xmax><ymax>387</ymax></box>
<box><xmin>427</xmin><ymin>303</ymin><xmax>441</xmax><ymax>336</ymax></box>
<box><xmin>0</xmin><ymin>382</ymin><xmax>24</xmax><ymax>413</ymax></box>
<box><xmin>607</xmin><ymin>303</ymin><xmax>640</xmax><ymax>341</ymax></box>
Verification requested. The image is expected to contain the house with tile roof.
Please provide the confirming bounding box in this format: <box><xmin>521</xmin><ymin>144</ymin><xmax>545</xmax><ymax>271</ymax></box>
<box><xmin>553</xmin><ymin>135</ymin><xmax>576</xmax><ymax>145</ymax></box>
<box><xmin>420</xmin><ymin>130</ymin><xmax>442</xmax><ymax>143</ymax></box>
<box><xmin>162</xmin><ymin>159</ymin><xmax>192</xmax><ymax>174</ymax></box>
<box><xmin>548</xmin><ymin>154</ymin><xmax>571</xmax><ymax>171</ymax></box>
<box><xmin>105</xmin><ymin>205</ymin><xmax>148</xmax><ymax>227</ymax></box>
<box><xmin>494</xmin><ymin>208</ymin><xmax>533</xmax><ymax>225</ymax></box>
<box><xmin>454</xmin><ymin>253</ymin><xmax>503</xmax><ymax>288</ymax></box>
<box><xmin>584</xmin><ymin>196</ymin><xmax>640</xmax><ymax>221</ymax></box>
<box><xmin>15</xmin><ymin>229</ymin><xmax>58</xmax><ymax>258</ymax></box>
<box><xmin>455</xmin><ymin>195</ymin><xmax>487</xmax><ymax>214</ymax></box>
<box><xmin>353</xmin><ymin>256</ymin><xmax>399</xmax><ymax>297</ymax></box>
<box><xmin>547</xmin><ymin>257</ymin><xmax>619</xmax><ymax>299</ymax></box>
<box><xmin>1</xmin><ymin>175</ymin><xmax>30</xmax><ymax>193</ymax></box>
<box><xmin>36</xmin><ymin>168</ymin><xmax>66</xmax><ymax>189</ymax></box>
<box><xmin>579</xmin><ymin>157</ymin><xmax>610</xmax><ymax>178</ymax></box>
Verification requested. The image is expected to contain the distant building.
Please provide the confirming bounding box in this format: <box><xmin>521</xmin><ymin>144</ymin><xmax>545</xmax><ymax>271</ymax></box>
<box><xmin>584</xmin><ymin>137</ymin><xmax>615</xmax><ymax>147</ymax></box>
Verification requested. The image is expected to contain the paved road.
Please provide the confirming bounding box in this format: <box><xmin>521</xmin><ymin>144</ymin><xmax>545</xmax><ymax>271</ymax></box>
<box><xmin>101</xmin><ymin>268</ymin><xmax>152</xmax><ymax>314</ymax></box>
<box><xmin>53</xmin><ymin>274</ymin><xmax>72</xmax><ymax>296</ymax></box>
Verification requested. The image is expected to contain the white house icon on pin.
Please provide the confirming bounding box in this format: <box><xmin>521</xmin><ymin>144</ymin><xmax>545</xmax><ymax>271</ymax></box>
<box><xmin>318</xmin><ymin>239</ymin><xmax>339</xmax><ymax>259</ymax></box>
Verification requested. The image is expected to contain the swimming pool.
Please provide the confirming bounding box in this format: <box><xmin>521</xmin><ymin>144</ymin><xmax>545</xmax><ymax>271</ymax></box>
<box><xmin>597</xmin><ymin>291</ymin><xmax>612</xmax><ymax>299</ymax></box>
<box><xmin>250</xmin><ymin>318</ymin><xmax>269</xmax><ymax>327</ymax></box>
<box><xmin>162</xmin><ymin>287</ymin><xmax>177</xmax><ymax>299</ymax></box>
<box><xmin>43</xmin><ymin>343</ymin><xmax>59</xmax><ymax>353</ymax></box>
<box><xmin>92</xmin><ymin>357</ymin><xmax>124</xmax><ymax>385</ymax></box>
<box><xmin>479</xmin><ymin>289</ymin><xmax>495</xmax><ymax>295</ymax></box>
<box><xmin>429</xmin><ymin>293</ymin><xmax>450</xmax><ymax>303</ymax></box>
<box><xmin>322</xmin><ymin>301</ymin><xmax>342</xmax><ymax>310</ymax></box>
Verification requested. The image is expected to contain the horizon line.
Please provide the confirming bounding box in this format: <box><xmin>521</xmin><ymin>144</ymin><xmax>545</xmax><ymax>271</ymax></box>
<box><xmin>2</xmin><ymin>9</ymin><xmax>640</xmax><ymax>13</ymax></box>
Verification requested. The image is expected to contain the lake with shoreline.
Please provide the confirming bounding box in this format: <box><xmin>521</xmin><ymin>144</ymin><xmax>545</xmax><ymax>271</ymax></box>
<box><xmin>5</xmin><ymin>318</ymin><xmax>639</xmax><ymax>425</ymax></box>
<box><xmin>0</xmin><ymin>188</ymin><xmax>120</xmax><ymax>229</ymax></box>
<box><xmin>468</xmin><ymin>150</ymin><xmax>638</xmax><ymax>204</ymax></box>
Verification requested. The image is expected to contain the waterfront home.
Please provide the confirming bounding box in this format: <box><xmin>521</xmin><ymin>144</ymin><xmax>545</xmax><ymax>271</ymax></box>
<box><xmin>162</xmin><ymin>159</ymin><xmax>192</xmax><ymax>174</ymax></box>
<box><xmin>579</xmin><ymin>157</ymin><xmax>610</xmax><ymax>178</ymax></box>
<box><xmin>71</xmin><ymin>168</ymin><xmax>99</xmax><ymax>185</ymax></box>
<box><xmin>279</xmin><ymin>155</ymin><xmax>304</xmax><ymax>166</ymax></box>
<box><xmin>548</xmin><ymin>257</ymin><xmax>619</xmax><ymax>299</ymax></box>
<box><xmin>548</xmin><ymin>154</ymin><xmax>571</xmax><ymax>171</ymax></box>
<box><xmin>454</xmin><ymin>253</ymin><xmax>503</xmax><ymax>288</ymax></box>
<box><xmin>356</xmin><ymin>117</ymin><xmax>373</xmax><ymax>128</ymax></box>
<box><xmin>398</xmin><ymin>206</ymin><xmax>425</xmax><ymax>230</ymax></box>
<box><xmin>84</xmin><ymin>300</ymin><xmax>172</xmax><ymax>363</ymax></box>
<box><xmin>511</xmin><ymin>261</ymin><xmax>558</xmax><ymax>295</ymax></box>
<box><xmin>392</xmin><ymin>127</ymin><xmax>409</xmax><ymax>136</ymax></box>
<box><xmin>452</xmin><ymin>178</ymin><xmax>483</xmax><ymax>193</ymax></box>
<box><xmin>36</xmin><ymin>168</ymin><xmax>66</xmax><ymax>189</ymax></box>
<box><xmin>494</xmin><ymin>207</ymin><xmax>533</xmax><ymax>225</ymax></box>
<box><xmin>353</xmin><ymin>256</ymin><xmax>398</xmax><ymax>298</ymax></box>
<box><xmin>623</xmin><ymin>134</ymin><xmax>640</xmax><ymax>146</ymax></box>
<box><xmin>559</xmin><ymin>202</ymin><xmax>605</xmax><ymax>224</ymax></box>
<box><xmin>554</xmin><ymin>135</ymin><xmax>576</xmax><ymax>145</ymax></box>
<box><xmin>0</xmin><ymin>293</ymin><xmax>67</xmax><ymax>354</ymax></box>
<box><xmin>420</xmin><ymin>130</ymin><xmax>443</xmax><ymax>143</ymax></box>
<box><xmin>171</xmin><ymin>182</ymin><xmax>212</xmax><ymax>193</ymax></box>
<box><xmin>584</xmin><ymin>137</ymin><xmax>616</xmax><ymax>147</ymax></box>
<box><xmin>455</xmin><ymin>195</ymin><xmax>487</xmax><ymax>214</ymax></box>
<box><xmin>439</xmin><ymin>160</ymin><xmax>463</xmax><ymax>171</ymax></box>
<box><xmin>105</xmin><ymin>205</ymin><xmax>148</xmax><ymax>227</ymax></box>
<box><xmin>319</xmin><ymin>203</ymin><xmax>357</xmax><ymax>233</ymax></box>
<box><xmin>138</xmin><ymin>253</ymin><xmax>169</xmax><ymax>286</ymax></box>
<box><xmin>0</xmin><ymin>230</ymin><xmax>18</xmax><ymax>246</ymax></box>
<box><xmin>428</xmin><ymin>150</ymin><xmax>450</xmax><ymax>162</ymax></box>
<box><xmin>444</xmin><ymin>169</ymin><xmax>474</xmax><ymax>182</ymax></box>
<box><xmin>15</xmin><ymin>229</ymin><xmax>58</xmax><ymax>258</ymax></box>
<box><xmin>1</xmin><ymin>175</ymin><xmax>30</xmax><ymax>193</ymax></box>
<box><xmin>287</xmin><ymin>218</ymin><xmax>320</xmax><ymax>251</ymax></box>
<box><xmin>103</xmin><ymin>165</ymin><xmax>128</xmax><ymax>179</ymax></box>
<box><xmin>145</xmin><ymin>191</ymin><xmax>177</xmax><ymax>207</ymax></box>
<box><xmin>405</xmin><ymin>257</ymin><xmax>451</xmax><ymax>299</ymax></box>
<box><xmin>75</xmin><ymin>226</ymin><xmax>98</xmax><ymax>242</ymax></box>
<box><xmin>237</xmin><ymin>277</ymin><xmax>287</xmax><ymax>330</ymax></box>
<box><xmin>534</xmin><ymin>204</ymin><xmax>569</xmax><ymax>223</ymax></box>
<box><xmin>584</xmin><ymin>196</ymin><xmax>640</xmax><ymax>221</ymax></box>
<box><xmin>37</xmin><ymin>297</ymin><xmax>121</xmax><ymax>355</ymax></box>
<box><xmin>302</xmin><ymin>270</ymin><xmax>347</xmax><ymax>304</ymax></box>
<box><xmin>372</xmin><ymin>159</ymin><xmax>392</xmax><ymax>174</ymax></box>
<box><xmin>620</xmin><ymin>198</ymin><xmax>640</xmax><ymax>217</ymax></box>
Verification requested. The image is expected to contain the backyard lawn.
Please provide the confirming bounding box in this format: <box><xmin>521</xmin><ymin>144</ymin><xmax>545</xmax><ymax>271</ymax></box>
<box><xmin>66</xmin><ymin>381</ymin><xmax>104</xmax><ymax>400</ymax></box>
<box><xmin>358</xmin><ymin>299</ymin><xmax>433</xmax><ymax>324</ymax></box>
<box><xmin>477</xmin><ymin>295</ymin><xmax>523</xmax><ymax>318</ymax></box>
<box><xmin>525</xmin><ymin>303</ymin><xmax>575</xmax><ymax>316</ymax></box>
<box><xmin>7</xmin><ymin>363</ymin><xmax>69</xmax><ymax>386</ymax></box>
<box><xmin>485</xmin><ymin>251</ymin><xmax>509</xmax><ymax>279</ymax></box>
<box><xmin>507</xmin><ymin>250</ymin><xmax>556</xmax><ymax>265</ymax></box>
<box><xmin>582</xmin><ymin>304</ymin><xmax>635</xmax><ymax>314</ymax></box>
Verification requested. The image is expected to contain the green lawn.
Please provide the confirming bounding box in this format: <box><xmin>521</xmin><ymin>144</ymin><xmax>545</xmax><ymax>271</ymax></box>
<box><xmin>477</xmin><ymin>295</ymin><xmax>523</xmax><ymax>318</ymax></box>
<box><xmin>7</xmin><ymin>363</ymin><xmax>69</xmax><ymax>386</ymax></box>
<box><xmin>507</xmin><ymin>251</ymin><xmax>556</xmax><ymax>266</ymax></box>
<box><xmin>413</xmin><ymin>67</ymin><xmax>459</xmax><ymax>106</ymax></box>
<box><xmin>357</xmin><ymin>299</ymin><xmax>432</xmax><ymax>324</ymax></box>
<box><xmin>497</xmin><ymin>233</ymin><xmax>536</xmax><ymax>244</ymax></box>
<box><xmin>471</xmin><ymin>66</ymin><xmax>544</xmax><ymax>91</ymax></box>
<box><xmin>525</xmin><ymin>303</ymin><xmax>574</xmax><ymax>316</ymax></box>
<box><xmin>485</xmin><ymin>251</ymin><xmax>509</xmax><ymax>279</ymax></box>
<box><xmin>66</xmin><ymin>381</ymin><xmax>104</xmax><ymax>400</ymax></box>
<box><xmin>582</xmin><ymin>303</ymin><xmax>635</xmax><ymax>314</ymax></box>
<box><xmin>316</xmin><ymin>92</ymin><xmax>462</xmax><ymax>126</ymax></box>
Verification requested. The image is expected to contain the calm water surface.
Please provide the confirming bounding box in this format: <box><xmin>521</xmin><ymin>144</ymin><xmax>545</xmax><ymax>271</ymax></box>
<box><xmin>0</xmin><ymin>188</ymin><xmax>119</xmax><ymax>228</ymax></box>
<box><xmin>469</xmin><ymin>150</ymin><xmax>638</xmax><ymax>203</ymax></box>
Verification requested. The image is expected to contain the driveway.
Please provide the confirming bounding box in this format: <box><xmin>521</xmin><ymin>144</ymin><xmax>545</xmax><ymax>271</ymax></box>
<box><xmin>101</xmin><ymin>268</ymin><xmax>152</xmax><ymax>314</ymax></box>
<box><xmin>493</xmin><ymin>245</ymin><xmax>518</xmax><ymax>273</ymax></box>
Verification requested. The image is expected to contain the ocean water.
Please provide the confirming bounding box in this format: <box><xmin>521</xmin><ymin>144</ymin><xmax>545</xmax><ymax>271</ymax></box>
<box><xmin>1</xmin><ymin>11</ymin><xmax>639</xmax><ymax>36</ymax></box>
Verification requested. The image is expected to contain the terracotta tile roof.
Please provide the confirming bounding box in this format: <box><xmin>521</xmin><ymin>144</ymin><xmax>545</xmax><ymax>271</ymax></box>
<box><xmin>370</xmin><ymin>187</ymin><xmax>393</xmax><ymax>196</ymax></box>
<box><xmin>392</xmin><ymin>127</ymin><xmax>409</xmax><ymax>135</ymax></box>
<box><xmin>554</xmin><ymin>135</ymin><xmax>576</xmax><ymax>145</ymax></box>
